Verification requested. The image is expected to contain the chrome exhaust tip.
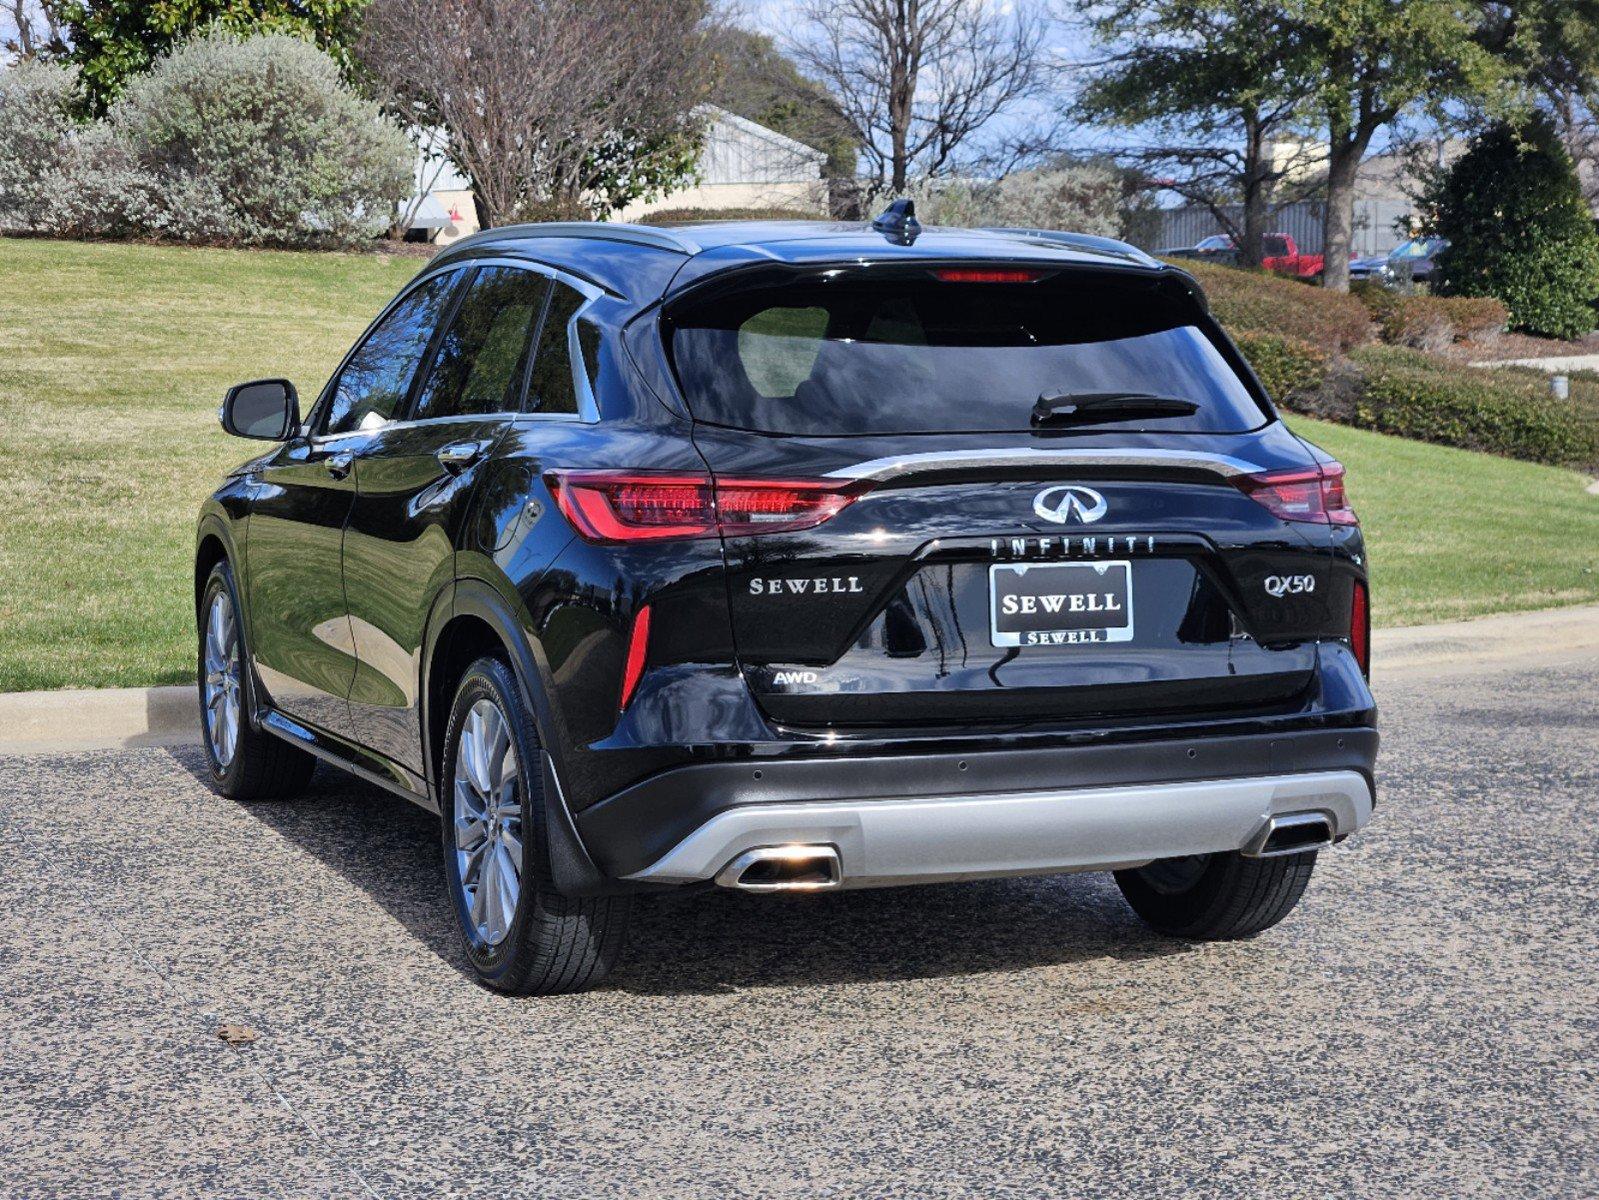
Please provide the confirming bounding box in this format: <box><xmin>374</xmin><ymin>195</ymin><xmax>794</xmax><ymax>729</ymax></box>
<box><xmin>1241</xmin><ymin>811</ymin><xmax>1336</xmax><ymax>859</ymax></box>
<box><xmin>715</xmin><ymin>845</ymin><xmax>843</xmax><ymax>892</ymax></box>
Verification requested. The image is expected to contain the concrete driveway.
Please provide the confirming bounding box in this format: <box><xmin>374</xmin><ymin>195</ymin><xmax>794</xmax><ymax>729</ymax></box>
<box><xmin>2</xmin><ymin>651</ymin><xmax>1596</xmax><ymax>1199</ymax></box>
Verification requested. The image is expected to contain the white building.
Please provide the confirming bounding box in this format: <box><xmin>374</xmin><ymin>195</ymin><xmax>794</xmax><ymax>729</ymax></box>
<box><xmin>404</xmin><ymin>107</ymin><xmax>828</xmax><ymax>243</ymax></box>
<box><xmin>616</xmin><ymin>106</ymin><xmax>828</xmax><ymax>221</ymax></box>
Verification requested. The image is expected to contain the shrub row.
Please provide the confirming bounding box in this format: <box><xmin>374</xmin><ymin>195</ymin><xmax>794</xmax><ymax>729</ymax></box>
<box><xmin>1233</xmin><ymin>330</ymin><xmax>1330</xmax><ymax>402</ymax></box>
<box><xmin>1175</xmin><ymin>258</ymin><xmax>1372</xmax><ymax>352</ymax></box>
<box><xmin>1346</xmin><ymin>345</ymin><xmax>1598</xmax><ymax>468</ymax></box>
<box><xmin>0</xmin><ymin>35</ymin><xmax>410</xmax><ymax>249</ymax></box>
<box><xmin>1351</xmin><ymin>283</ymin><xmax>1508</xmax><ymax>351</ymax></box>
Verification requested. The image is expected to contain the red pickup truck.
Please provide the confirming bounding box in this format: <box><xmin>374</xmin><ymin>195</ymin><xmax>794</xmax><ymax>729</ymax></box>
<box><xmin>1161</xmin><ymin>233</ymin><xmax>1324</xmax><ymax>281</ymax></box>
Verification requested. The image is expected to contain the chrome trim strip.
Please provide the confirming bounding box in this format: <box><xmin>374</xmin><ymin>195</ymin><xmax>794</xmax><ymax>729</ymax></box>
<box><xmin>822</xmin><ymin>447</ymin><xmax>1266</xmax><ymax>483</ymax></box>
<box><xmin>624</xmin><ymin>770</ymin><xmax>1372</xmax><ymax>889</ymax></box>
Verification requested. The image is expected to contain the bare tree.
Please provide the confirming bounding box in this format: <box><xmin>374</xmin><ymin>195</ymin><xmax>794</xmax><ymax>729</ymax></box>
<box><xmin>789</xmin><ymin>0</ymin><xmax>1048</xmax><ymax>198</ymax></box>
<box><xmin>359</xmin><ymin>0</ymin><xmax>719</xmax><ymax>226</ymax></box>
<box><xmin>1</xmin><ymin>0</ymin><xmax>66</xmax><ymax>61</ymax></box>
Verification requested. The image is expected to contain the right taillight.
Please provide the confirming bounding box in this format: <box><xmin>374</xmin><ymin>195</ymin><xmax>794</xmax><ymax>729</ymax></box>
<box><xmin>546</xmin><ymin>470</ymin><xmax>866</xmax><ymax>543</ymax></box>
<box><xmin>1234</xmin><ymin>461</ymin><xmax>1359</xmax><ymax>526</ymax></box>
<box><xmin>1350</xmin><ymin>579</ymin><xmax>1370</xmax><ymax>676</ymax></box>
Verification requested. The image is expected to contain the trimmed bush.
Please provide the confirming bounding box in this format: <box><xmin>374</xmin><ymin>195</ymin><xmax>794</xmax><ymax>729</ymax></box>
<box><xmin>1234</xmin><ymin>331</ymin><xmax>1330</xmax><ymax>403</ymax></box>
<box><xmin>1352</xmin><ymin>284</ymin><xmax>1509</xmax><ymax>350</ymax></box>
<box><xmin>1439</xmin><ymin>295</ymin><xmax>1509</xmax><ymax>342</ymax></box>
<box><xmin>1175</xmin><ymin>258</ymin><xmax>1371</xmax><ymax>352</ymax></box>
<box><xmin>1432</xmin><ymin>116</ymin><xmax>1599</xmax><ymax>339</ymax></box>
<box><xmin>1348</xmin><ymin>345</ymin><xmax>1598</xmax><ymax>468</ymax></box>
<box><xmin>107</xmin><ymin>30</ymin><xmax>411</xmax><ymax>247</ymax></box>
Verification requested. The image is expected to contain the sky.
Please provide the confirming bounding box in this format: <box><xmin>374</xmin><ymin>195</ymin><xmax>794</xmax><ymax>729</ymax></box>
<box><xmin>739</xmin><ymin>0</ymin><xmax>1110</xmax><ymax>163</ymax></box>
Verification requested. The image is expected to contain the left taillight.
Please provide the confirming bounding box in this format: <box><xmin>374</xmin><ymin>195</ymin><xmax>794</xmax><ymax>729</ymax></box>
<box><xmin>546</xmin><ymin>470</ymin><xmax>866</xmax><ymax>543</ymax></box>
<box><xmin>1233</xmin><ymin>461</ymin><xmax>1358</xmax><ymax>526</ymax></box>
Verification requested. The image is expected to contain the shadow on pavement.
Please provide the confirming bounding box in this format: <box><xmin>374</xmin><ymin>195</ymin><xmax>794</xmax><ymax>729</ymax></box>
<box><xmin>170</xmin><ymin>746</ymin><xmax>1194</xmax><ymax>996</ymax></box>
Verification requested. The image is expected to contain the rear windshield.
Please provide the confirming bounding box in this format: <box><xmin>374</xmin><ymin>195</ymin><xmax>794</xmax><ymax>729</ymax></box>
<box><xmin>666</xmin><ymin>269</ymin><xmax>1268</xmax><ymax>436</ymax></box>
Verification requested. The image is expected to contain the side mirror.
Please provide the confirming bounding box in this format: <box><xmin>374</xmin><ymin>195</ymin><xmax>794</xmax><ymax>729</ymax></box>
<box><xmin>221</xmin><ymin>379</ymin><xmax>299</xmax><ymax>440</ymax></box>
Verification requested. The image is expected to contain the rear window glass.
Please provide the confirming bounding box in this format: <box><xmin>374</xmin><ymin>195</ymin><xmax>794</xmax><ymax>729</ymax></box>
<box><xmin>667</xmin><ymin>271</ymin><xmax>1267</xmax><ymax>436</ymax></box>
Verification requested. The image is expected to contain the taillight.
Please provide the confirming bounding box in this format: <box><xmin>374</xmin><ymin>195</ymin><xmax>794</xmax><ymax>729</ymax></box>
<box><xmin>1350</xmin><ymin>580</ymin><xmax>1370</xmax><ymax>676</ymax></box>
<box><xmin>1234</xmin><ymin>461</ymin><xmax>1358</xmax><ymax>526</ymax></box>
<box><xmin>547</xmin><ymin>470</ymin><xmax>865</xmax><ymax>543</ymax></box>
<box><xmin>619</xmin><ymin>604</ymin><xmax>651</xmax><ymax>711</ymax></box>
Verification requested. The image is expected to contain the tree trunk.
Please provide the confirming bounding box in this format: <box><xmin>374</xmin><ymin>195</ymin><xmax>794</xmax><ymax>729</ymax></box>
<box><xmin>1238</xmin><ymin>111</ymin><xmax>1267</xmax><ymax>269</ymax></box>
<box><xmin>1321</xmin><ymin>142</ymin><xmax>1363</xmax><ymax>292</ymax></box>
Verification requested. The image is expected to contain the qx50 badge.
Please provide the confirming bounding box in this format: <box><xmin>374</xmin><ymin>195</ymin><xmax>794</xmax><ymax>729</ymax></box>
<box><xmin>1033</xmin><ymin>484</ymin><xmax>1107</xmax><ymax>525</ymax></box>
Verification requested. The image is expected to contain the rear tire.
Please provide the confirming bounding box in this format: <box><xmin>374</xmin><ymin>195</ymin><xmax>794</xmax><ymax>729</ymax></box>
<box><xmin>440</xmin><ymin>656</ymin><xmax>631</xmax><ymax>995</ymax></box>
<box><xmin>1115</xmin><ymin>849</ymin><xmax>1317</xmax><ymax>940</ymax></box>
<box><xmin>198</xmin><ymin>560</ymin><xmax>316</xmax><ymax>801</ymax></box>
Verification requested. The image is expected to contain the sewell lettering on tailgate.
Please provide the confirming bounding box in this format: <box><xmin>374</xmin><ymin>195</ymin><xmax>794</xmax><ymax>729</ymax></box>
<box><xmin>748</xmin><ymin>576</ymin><xmax>866</xmax><ymax>596</ymax></box>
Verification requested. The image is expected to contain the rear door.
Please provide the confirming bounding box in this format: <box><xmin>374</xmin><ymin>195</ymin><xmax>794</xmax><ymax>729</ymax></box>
<box><xmin>342</xmin><ymin>262</ymin><xmax>566</xmax><ymax>774</ymax></box>
<box><xmin>668</xmin><ymin>264</ymin><xmax>1337</xmax><ymax>731</ymax></box>
<box><xmin>246</xmin><ymin>268</ymin><xmax>460</xmax><ymax>739</ymax></box>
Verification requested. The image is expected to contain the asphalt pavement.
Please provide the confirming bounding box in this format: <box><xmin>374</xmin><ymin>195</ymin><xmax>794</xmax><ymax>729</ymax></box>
<box><xmin>2</xmin><ymin>652</ymin><xmax>1596</xmax><ymax>1199</ymax></box>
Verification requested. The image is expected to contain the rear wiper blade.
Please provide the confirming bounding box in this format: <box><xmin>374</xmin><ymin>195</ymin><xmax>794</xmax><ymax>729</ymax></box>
<box><xmin>1032</xmin><ymin>391</ymin><xmax>1200</xmax><ymax>426</ymax></box>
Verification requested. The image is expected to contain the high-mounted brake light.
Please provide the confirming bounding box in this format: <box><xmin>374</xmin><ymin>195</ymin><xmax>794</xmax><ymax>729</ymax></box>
<box><xmin>1233</xmin><ymin>461</ymin><xmax>1358</xmax><ymax>526</ymax></box>
<box><xmin>932</xmin><ymin>268</ymin><xmax>1046</xmax><ymax>284</ymax></box>
<box><xmin>546</xmin><ymin>470</ymin><xmax>866</xmax><ymax>543</ymax></box>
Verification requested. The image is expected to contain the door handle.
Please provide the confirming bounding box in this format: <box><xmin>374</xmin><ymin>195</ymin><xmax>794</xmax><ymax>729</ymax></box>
<box><xmin>324</xmin><ymin>450</ymin><xmax>355</xmax><ymax>480</ymax></box>
<box><xmin>436</xmin><ymin>438</ymin><xmax>493</xmax><ymax>475</ymax></box>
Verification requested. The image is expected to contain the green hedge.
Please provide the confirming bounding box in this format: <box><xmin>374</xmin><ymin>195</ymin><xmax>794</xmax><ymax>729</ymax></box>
<box><xmin>1234</xmin><ymin>330</ymin><xmax>1330</xmax><ymax>402</ymax></box>
<box><xmin>1175</xmin><ymin>258</ymin><xmax>1372</xmax><ymax>352</ymax></box>
<box><xmin>1349</xmin><ymin>345</ymin><xmax>1598</xmax><ymax>468</ymax></box>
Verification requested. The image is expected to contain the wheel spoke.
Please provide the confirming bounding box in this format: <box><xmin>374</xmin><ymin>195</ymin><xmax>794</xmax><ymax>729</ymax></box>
<box><xmin>456</xmin><ymin>815</ymin><xmax>488</xmax><ymax>852</ymax></box>
<box><xmin>478</xmin><ymin>845</ymin><xmax>501</xmax><ymax>934</ymax></box>
<box><xmin>499</xmin><ymin>826</ymin><xmax>523</xmax><ymax>874</ymax></box>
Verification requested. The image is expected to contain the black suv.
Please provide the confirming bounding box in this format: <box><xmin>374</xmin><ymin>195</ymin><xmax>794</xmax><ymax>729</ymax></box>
<box><xmin>196</xmin><ymin>211</ymin><xmax>1377</xmax><ymax>994</ymax></box>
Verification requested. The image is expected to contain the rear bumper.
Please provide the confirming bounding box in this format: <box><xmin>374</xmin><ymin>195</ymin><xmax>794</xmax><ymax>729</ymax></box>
<box><xmin>575</xmin><ymin>726</ymin><xmax>1378</xmax><ymax>882</ymax></box>
<box><xmin>621</xmin><ymin>768</ymin><xmax>1373</xmax><ymax>888</ymax></box>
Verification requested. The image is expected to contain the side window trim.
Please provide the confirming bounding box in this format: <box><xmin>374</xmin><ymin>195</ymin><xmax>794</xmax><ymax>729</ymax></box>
<box><xmin>458</xmin><ymin>255</ymin><xmax>602</xmax><ymax>423</ymax></box>
<box><xmin>516</xmin><ymin>282</ymin><xmax>557</xmax><ymax>415</ymax></box>
<box><xmin>307</xmin><ymin>265</ymin><xmax>465</xmax><ymax>439</ymax></box>
<box><xmin>330</xmin><ymin>255</ymin><xmax>603</xmax><ymax>432</ymax></box>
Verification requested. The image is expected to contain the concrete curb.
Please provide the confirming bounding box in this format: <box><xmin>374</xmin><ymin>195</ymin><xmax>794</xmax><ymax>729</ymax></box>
<box><xmin>2</xmin><ymin>603</ymin><xmax>1597</xmax><ymax>755</ymax></box>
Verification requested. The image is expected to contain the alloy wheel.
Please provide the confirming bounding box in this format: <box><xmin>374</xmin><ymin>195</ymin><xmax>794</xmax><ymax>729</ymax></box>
<box><xmin>453</xmin><ymin>698</ymin><xmax>524</xmax><ymax>946</ymax></box>
<box><xmin>203</xmin><ymin>590</ymin><xmax>242</xmax><ymax>767</ymax></box>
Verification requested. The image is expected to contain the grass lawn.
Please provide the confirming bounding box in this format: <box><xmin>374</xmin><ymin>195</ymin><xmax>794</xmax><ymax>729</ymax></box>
<box><xmin>0</xmin><ymin>238</ymin><xmax>421</xmax><ymax>691</ymax></box>
<box><xmin>1291</xmin><ymin>417</ymin><xmax>1598</xmax><ymax>625</ymax></box>
<box><xmin>0</xmin><ymin>236</ymin><xmax>1595</xmax><ymax>691</ymax></box>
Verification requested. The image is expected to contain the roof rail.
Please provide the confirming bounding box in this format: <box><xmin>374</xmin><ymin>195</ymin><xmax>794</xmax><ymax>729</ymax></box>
<box><xmin>979</xmin><ymin>227</ymin><xmax>1159</xmax><ymax>267</ymax></box>
<box><xmin>434</xmin><ymin>220</ymin><xmax>701</xmax><ymax>264</ymax></box>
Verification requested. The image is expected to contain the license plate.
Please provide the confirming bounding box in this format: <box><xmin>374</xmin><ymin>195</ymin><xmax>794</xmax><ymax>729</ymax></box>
<box><xmin>989</xmin><ymin>561</ymin><xmax>1135</xmax><ymax>648</ymax></box>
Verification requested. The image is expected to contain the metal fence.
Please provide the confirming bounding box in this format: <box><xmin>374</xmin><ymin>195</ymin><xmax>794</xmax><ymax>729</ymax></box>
<box><xmin>1139</xmin><ymin>199</ymin><xmax>1416</xmax><ymax>258</ymax></box>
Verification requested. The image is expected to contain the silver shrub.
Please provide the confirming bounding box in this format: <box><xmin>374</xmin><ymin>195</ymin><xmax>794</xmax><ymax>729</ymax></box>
<box><xmin>0</xmin><ymin>60</ymin><xmax>80</xmax><ymax>233</ymax></box>
<box><xmin>108</xmin><ymin>30</ymin><xmax>413</xmax><ymax>246</ymax></box>
<box><xmin>0</xmin><ymin>32</ymin><xmax>412</xmax><ymax>247</ymax></box>
<box><xmin>907</xmin><ymin>165</ymin><xmax>1122</xmax><ymax>237</ymax></box>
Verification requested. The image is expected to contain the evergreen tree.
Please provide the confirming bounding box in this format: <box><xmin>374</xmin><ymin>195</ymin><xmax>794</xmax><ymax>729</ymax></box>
<box><xmin>1432</xmin><ymin>115</ymin><xmax>1599</xmax><ymax>339</ymax></box>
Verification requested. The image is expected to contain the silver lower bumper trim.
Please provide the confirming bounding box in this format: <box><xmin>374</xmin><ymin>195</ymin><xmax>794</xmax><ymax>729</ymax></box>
<box><xmin>622</xmin><ymin>770</ymin><xmax>1373</xmax><ymax>889</ymax></box>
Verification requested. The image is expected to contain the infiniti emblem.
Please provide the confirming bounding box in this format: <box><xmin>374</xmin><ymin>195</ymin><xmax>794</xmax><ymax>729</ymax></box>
<box><xmin>1033</xmin><ymin>484</ymin><xmax>1108</xmax><ymax>525</ymax></box>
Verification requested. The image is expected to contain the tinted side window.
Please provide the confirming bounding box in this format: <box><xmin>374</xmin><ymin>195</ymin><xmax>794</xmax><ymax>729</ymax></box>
<box><xmin>412</xmin><ymin>266</ymin><xmax>551</xmax><ymax>421</ymax></box>
<box><xmin>324</xmin><ymin>272</ymin><xmax>457</xmax><ymax>435</ymax></box>
<box><xmin>525</xmin><ymin>282</ymin><xmax>586</xmax><ymax>416</ymax></box>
